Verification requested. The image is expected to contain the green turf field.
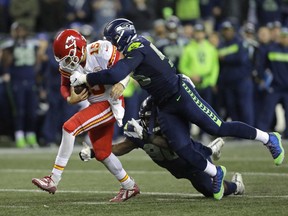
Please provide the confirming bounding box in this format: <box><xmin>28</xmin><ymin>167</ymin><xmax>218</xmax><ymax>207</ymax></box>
<box><xmin>0</xmin><ymin>140</ymin><xmax>287</xmax><ymax>216</ymax></box>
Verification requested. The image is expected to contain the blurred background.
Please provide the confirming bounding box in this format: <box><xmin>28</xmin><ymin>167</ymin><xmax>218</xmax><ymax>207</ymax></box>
<box><xmin>0</xmin><ymin>0</ymin><xmax>288</xmax><ymax>148</ymax></box>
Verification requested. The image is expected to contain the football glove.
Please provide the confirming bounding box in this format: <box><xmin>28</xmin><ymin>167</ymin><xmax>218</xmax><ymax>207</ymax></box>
<box><xmin>124</xmin><ymin>118</ymin><xmax>144</xmax><ymax>139</ymax></box>
<box><xmin>70</xmin><ymin>71</ymin><xmax>87</xmax><ymax>87</ymax></box>
<box><xmin>79</xmin><ymin>142</ymin><xmax>93</xmax><ymax>162</ymax></box>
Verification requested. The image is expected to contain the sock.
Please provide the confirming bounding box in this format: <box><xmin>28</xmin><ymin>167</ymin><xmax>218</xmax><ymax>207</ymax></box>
<box><xmin>255</xmin><ymin>129</ymin><xmax>269</xmax><ymax>144</ymax></box>
<box><xmin>204</xmin><ymin>160</ymin><xmax>217</xmax><ymax>177</ymax></box>
<box><xmin>223</xmin><ymin>181</ymin><xmax>237</xmax><ymax>196</ymax></box>
<box><xmin>51</xmin><ymin>129</ymin><xmax>75</xmax><ymax>185</ymax></box>
<box><xmin>15</xmin><ymin>130</ymin><xmax>25</xmax><ymax>140</ymax></box>
<box><xmin>102</xmin><ymin>153</ymin><xmax>135</xmax><ymax>189</ymax></box>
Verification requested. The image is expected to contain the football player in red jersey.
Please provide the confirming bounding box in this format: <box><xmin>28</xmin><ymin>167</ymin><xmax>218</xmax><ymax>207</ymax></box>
<box><xmin>32</xmin><ymin>29</ymin><xmax>140</xmax><ymax>202</ymax></box>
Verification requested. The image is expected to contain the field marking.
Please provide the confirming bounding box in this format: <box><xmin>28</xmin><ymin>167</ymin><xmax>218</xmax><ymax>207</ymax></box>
<box><xmin>0</xmin><ymin>168</ymin><xmax>287</xmax><ymax>177</ymax></box>
<box><xmin>0</xmin><ymin>188</ymin><xmax>288</xmax><ymax>199</ymax></box>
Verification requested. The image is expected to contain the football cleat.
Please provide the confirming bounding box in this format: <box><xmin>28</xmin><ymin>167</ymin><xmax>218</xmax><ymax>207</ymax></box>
<box><xmin>32</xmin><ymin>176</ymin><xmax>57</xmax><ymax>194</ymax></box>
<box><xmin>16</xmin><ymin>137</ymin><xmax>26</xmax><ymax>148</ymax></box>
<box><xmin>109</xmin><ymin>184</ymin><xmax>140</xmax><ymax>202</ymax></box>
<box><xmin>265</xmin><ymin>132</ymin><xmax>285</xmax><ymax>166</ymax></box>
<box><xmin>212</xmin><ymin>166</ymin><xmax>226</xmax><ymax>200</ymax></box>
<box><xmin>231</xmin><ymin>172</ymin><xmax>245</xmax><ymax>195</ymax></box>
<box><xmin>208</xmin><ymin>138</ymin><xmax>225</xmax><ymax>161</ymax></box>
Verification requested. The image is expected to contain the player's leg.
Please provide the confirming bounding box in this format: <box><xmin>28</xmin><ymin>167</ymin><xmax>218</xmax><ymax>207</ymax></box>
<box><xmin>32</xmin><ymin>101</ymin><xmax>114</xmax><ymax>193</ymax></box>
<box><xmin>157</xmin><ymin>111</ymin><xmax>226</xmax><ymax>200</ymax></box>
<box><xmin>89</xmin><ymin>123</ymin><xmax>140</xmax><ymax>202</ymax></box>
<box><xmin>180</xmin><ymin>81</ymin><xmax>284</xmax><ymax>165</ymax></box>
<box><xmin>189</xmin><ymin>172</ymin><xmax>238</xmax><ymax>197</ymax></box>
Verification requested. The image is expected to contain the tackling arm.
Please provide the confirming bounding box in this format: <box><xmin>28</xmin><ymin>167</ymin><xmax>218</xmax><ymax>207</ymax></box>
<box><xmin>79</xmin><ymin>138</ymin><xmax>137</xmax><ymax>161</ymax></box>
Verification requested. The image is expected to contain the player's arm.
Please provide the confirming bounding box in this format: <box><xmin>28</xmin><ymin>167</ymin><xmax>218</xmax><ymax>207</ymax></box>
<box><xmin>79</xmin><ymin>139</ymin><xmax>137</xmax><ymax>161</ymax></box>
<box><xmin>112</xmin><ymin>139</ymin><xmax>138</xmax><ymax>156</ymax></box>
<box><xmin>149</xmin><ymin>135</ymin><xmax>169</xmax><ymax>149</ymax></box>
<box><xmin>87</xmin><ymin>51</ymin><xmax>143</xmax><ymax>86</ymax></box>
<box><xmin>70</xmin><ymin>50</ymin><xmax>144</xmax><ymax>87</ymax></box>
<box><xmin>60</xmin><ymin>70</ymin><xmax>88</xmax><ymax>104</ymax></box>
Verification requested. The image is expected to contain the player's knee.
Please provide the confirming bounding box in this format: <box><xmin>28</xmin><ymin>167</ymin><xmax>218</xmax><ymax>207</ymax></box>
<box><xmin>63</xmin><ymin>119</ymin><xmax>78</xmax><ymax>134</ymax></box>
<box><xmin>94</xmin><ymin>150</ymin><xmax>110</xmax><ymax>161</ymax></box>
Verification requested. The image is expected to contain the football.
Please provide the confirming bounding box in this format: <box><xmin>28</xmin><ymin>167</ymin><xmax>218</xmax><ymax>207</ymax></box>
<box><xmin>74</xmin><ymin>84</ymin><xmax>88</xmax><ymax>94</ymax></box>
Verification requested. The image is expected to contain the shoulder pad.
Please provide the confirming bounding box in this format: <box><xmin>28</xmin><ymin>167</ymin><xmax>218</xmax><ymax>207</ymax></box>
<box><xmin>127</xmin><ymin>41</ymin><xmax>143</xmax><ymax>52</ymax></box>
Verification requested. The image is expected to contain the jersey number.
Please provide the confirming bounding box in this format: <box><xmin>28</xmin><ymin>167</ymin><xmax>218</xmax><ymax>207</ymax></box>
<box><xmin>150</xmin><ymin>43</ymin><xmax>174</xmax><ymax>67</ymax></box>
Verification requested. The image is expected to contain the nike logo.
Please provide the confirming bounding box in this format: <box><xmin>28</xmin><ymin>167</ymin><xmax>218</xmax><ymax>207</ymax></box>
<box><xmin>176</xmin><ymin>95</ymin><xmax>181</xmax><ymax>101</ymax></box>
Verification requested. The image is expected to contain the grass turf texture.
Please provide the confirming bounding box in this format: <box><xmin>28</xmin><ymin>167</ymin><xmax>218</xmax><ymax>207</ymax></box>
<box><xmin>0</xmin><ymin>140</ymin><xmax>287</xmax><ymax>216</ymax></box>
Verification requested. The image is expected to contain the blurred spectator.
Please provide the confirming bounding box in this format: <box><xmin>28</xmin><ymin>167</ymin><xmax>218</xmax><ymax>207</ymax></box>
<box><xmin>179</xmin><ymin>23</ymin><xmax>219</xmax><ymax>140</ymax></box>
<box><xmin>64</xmin><ymin>0</ymin><xmax>92</xmax><ymax>27</ymax></box>
<box><xmin>157</xmin><ymin>16</ymin><xmax>188</xmax><ymax>74</ymax></box>
<box><xmin>0</xmin><ymin>39</ymin><xmax>14</xmax><ymax>137</ymax></box>
<box><xmin>217</xmin><ymin>21</ymin><xmax>254</xmax><ymax>125</ymax></box>
<box><xmin>124</xmin><ymin>0</ymin><xmax>156</xmax><ymax>33</ymax></box>
<box><xmin>1</xmin><ymin>22</ymin><xmax>43</xmax><ymax>147</ymax></box>
<box><xmin>257</xmin><ymin>28</ymin><xmax>288</xmax><ymax>138</ymax></box>
<box><xmin>217</xmin><ymin>0</ymin><xmax>249</xmax><ymax>28</ymax></box>
<box><xmin>267</xmin><ymin>21</ymin><xmax>282</xmax><ymax>44</ymax></box>
<box><xmin>37</xmin><ymin>0</ymin><xmax>66</xmax><ymax>33</ymax></box>
<box><xmin>182</xmin><ymin>24</ymin><xmax>194</xmax><ymax>40</ymax></box>
<box><xmin>208</xmin><ymin>31</ymin><xmax>220</xmax><ymax>47</ymax></box>
<box><xmin>0</xmin><ymin>0</ymin><xmax>11</xmax><ymax>33</ymax></box>
<box><xmin>175</xmin><ymin>0</ymin><xmax>200</xmax><ymax>25</ymax></box>
<box><xmin>242</xmin><ymin>22</ymin><xmax>259</xmax><ymax>82</ymax></box>
<box><xmin>91</xmin><ymin>0</ymin><xmax>121</xmax><ymax>39</ymax></box>
<box><xmin>152</xmin><ymin>19</ymin><xmax>167</xmax><ymax>42</ymax></box>
<box><xmin>248</xmin><ymin>0</ymin><xmax>282</xmax><ymax>27</ymax></box>
<box><xmin>253</xmin><ymin>26</ymin><xmax>274</xmax><ymax>127</ymax></box>
<box><xmin>153</xmin><ymin>0</ymin><xmax>174</xmax><ymax>19</ymax></box>
<box><xmin>199</xmin><ymin>0</ymin><xmax>222</xmax><ymax>34</ymax></box>
<box><xmin>9</xmin><ymin>0</ymin><xmax>39</xmax><ymax>32</ymax></box>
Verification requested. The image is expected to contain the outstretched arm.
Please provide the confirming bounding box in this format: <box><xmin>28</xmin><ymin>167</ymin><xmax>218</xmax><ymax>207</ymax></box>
<box><xmin>70</xmin><ymin>51</ymin><xmax>144</xmax><ymax>87</ymax></box>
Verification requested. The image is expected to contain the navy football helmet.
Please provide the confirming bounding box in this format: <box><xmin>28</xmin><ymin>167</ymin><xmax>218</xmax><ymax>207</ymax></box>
<box><xmin>139</xmin><ymin>96</ymin><xmax>161</xmax><ymax>134</ymax></box>
<box><xmin>103</xmin><ymin>18</ymin><xmax>136</xmax><ymax>52</ymax></box>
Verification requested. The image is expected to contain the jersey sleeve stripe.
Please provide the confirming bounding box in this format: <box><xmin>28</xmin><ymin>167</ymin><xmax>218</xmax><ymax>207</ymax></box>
<box><xmin>59</xmin><ymin>68</ymin><xmax>71</xmax><ymax>78</ymax></box>
<box><xmin>107</xmin><ymin>46</ymin><xmax>119</xmax><ymax>68</ymax></box>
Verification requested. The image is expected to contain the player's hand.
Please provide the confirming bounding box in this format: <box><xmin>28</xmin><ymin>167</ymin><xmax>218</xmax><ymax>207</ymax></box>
<box><xmin>79</xmin><ymin>142</ymin><xmax>92</xmax><ymax>162</ymax></box>
<box><xmin>124</xmin><ymin>118</ymin><xmax>143</xmax><ymax>139</ymax></box>
<box><xmin>110</xmin><ymin>83</ymin><xmax>125</xmax><ymax>100</ymax></box>
<box><xmin>67</xmin><ymin>87</ymin><xmax>89</xmax><ymax>104</ymax></box>
<box><xmin>70</xmin><ymin>71</ymin><xmax>87</xmax><ymax>87</ymax></box>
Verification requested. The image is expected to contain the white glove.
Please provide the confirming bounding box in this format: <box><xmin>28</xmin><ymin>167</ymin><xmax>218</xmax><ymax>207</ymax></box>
<box><xmin>70</xmin><ymin>71</ymin><xmax>87</xmax><ymax>87</ymax></box>
<box><xmin>124</xmin><ymin>118</ymin><xmax>143</xmax><ymax>139</ymax></box>
<box><xmin>79</xmin><ymin>142</ymin><xmax>92</xmax><ymax>162</ymax></box>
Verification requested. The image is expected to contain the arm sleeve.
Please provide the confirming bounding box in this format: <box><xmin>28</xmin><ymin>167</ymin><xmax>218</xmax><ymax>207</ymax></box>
<box><xmin>60</xmin><ymin>75</ymin><xmax>71</xmax><ymax>100</ymax></box>
<box><xmin>87</xmin><ymin>50</ymin><xmax>144</xmax><ymax>86</ymax></box>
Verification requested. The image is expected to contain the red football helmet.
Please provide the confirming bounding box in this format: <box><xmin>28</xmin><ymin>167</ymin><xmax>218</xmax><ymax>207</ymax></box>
<box><xmin>53</xmin><ymin>29</ymin><xmax>87</xmax><ymax>70</ymax></box>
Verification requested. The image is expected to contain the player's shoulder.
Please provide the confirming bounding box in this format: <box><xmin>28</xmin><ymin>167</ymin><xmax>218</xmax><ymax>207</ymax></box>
<box><xmin>125</xmin><ymin>36</ymin><xmax>150</xmax><ymax>53</ymax></box>
<box><xmin>87</xmin><ymin>40</ymin><xmax>113</xmax><ymax>55</ymax></box>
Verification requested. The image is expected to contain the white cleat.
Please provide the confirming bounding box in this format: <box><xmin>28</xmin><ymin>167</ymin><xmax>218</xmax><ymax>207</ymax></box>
<box><xmin>32</xmin><ymin>176</ymin><xmax>57</xmax><ymax>194</ymax></box>
<box><xmin>207</xmin><ymin>137</ymin><xmax>225</xmax><ymax>161</ymax></box>
<box><xmin>231</xmin><ymin>172</ymin><xmax>245</xmax><ymax>195</ymax></box>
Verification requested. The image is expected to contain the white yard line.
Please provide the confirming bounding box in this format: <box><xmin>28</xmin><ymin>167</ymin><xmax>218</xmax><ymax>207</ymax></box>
<box><xmin>0</xmin><ymin>168</ymin><xmax>287</xmax><ymax>177</ymax></box>
<box><xmin>0</xmin><ymin>188</ymin><xmax>287</xmax><ymax>199</ymax></box>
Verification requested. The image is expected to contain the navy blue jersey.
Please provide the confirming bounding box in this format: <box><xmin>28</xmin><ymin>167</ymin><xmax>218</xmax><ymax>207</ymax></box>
<box><xmin>87</xmin><ymin>36</ymin><xmax>180</xmax><ymax>104</ymax></box>
<box><xmin>129</xmin><ymin>135</ymin><xmax>212</xmax><ymax>180</ymax></box>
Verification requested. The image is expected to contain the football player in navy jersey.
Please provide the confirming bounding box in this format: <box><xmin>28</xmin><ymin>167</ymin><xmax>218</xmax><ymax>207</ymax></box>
<box><xmin>70</xmin><ymin>18</ymin><xmax>284</xmax><ymax>200</ymax></box>
<box><xmin>79</xmin><ymin>96</ymin><xmax>245</xmax><ymax>198</ymax></box>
